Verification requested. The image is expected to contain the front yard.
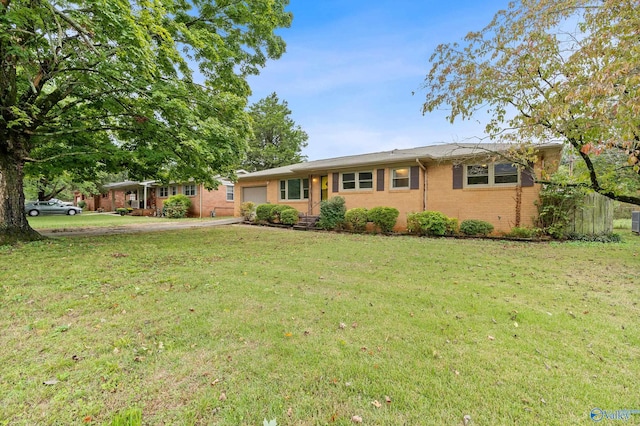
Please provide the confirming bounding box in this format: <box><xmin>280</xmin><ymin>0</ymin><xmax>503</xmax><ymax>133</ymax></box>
<box><xmin>1</xmin><ymin>226</ymin><xmax>638</xmax><ymax>424</ymax></box>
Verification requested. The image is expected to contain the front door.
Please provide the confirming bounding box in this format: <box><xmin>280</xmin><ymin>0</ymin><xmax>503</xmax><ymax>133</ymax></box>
<box><xmin>321</xmin><ymin>176</ymin><xmax>328</xmax><ymax>201</ymax></box>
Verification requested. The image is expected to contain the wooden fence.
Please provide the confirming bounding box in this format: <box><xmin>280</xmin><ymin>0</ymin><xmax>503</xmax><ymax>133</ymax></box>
<box><xmin>568</xmin><ymin>192</ymin><xmax>613</xmax><ymax>234</ymax></box>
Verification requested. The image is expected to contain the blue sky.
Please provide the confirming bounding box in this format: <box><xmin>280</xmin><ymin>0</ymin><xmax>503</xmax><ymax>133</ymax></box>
<box><xmin>247</xmin><ymin>0</ymin><xmax>512</xmax><ymax>161</ymax></box>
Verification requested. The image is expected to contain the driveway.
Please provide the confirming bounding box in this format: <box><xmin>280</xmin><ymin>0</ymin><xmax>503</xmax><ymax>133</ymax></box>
<box><xmin>40</xmin><ymin>217</ymin><xmax>244</xmax><ymax>237</ymax></box>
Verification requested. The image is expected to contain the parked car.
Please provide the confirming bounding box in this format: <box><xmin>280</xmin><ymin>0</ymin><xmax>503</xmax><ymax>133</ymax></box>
<box><xmin>49</xmin><ymin>198</ymin><xmax>74</xmax><ymax>206</ymax></box>
<box><xmin>25</xmin><ymin>200</ymin><xmax>82</xmax><ymax>216</ymax></box>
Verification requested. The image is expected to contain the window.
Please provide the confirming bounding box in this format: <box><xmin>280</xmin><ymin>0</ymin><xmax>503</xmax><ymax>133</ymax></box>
<box><xmin>170</xmin><ymin>186</ymin><xmax>178</xmax><ymax>196</ymax></box>
<box><xmin>279</xmin><ymin>178</ymin><xmax>309</xmax><ymax>200</ymax></box>
<box><xmin>226</xmin><ymin>185</ymin><xmax>234</xmax><ymax>201</ymax></box>
<box><xmin>341</xmin><ymin>171</ymin><xmax>373</xmax><ymax>191</ymax></box>
<box><xmin>392</xmin><ymin>168</ymin><xmax>410</xmax><ymax>188</ymax></box>
<box><xmin>183</xmin><ymin>184</ymin><xmax>197</xmax><ymax>196</ymax></box>
<box><xmin>158</xmin><ymin>187</ymin><xmax>169</xmax><ymax>198</ymax></box>
<box><xmin>465</xmin><ymin>163</ymin><xmax>518</xmax><ymax>187</ymax></box>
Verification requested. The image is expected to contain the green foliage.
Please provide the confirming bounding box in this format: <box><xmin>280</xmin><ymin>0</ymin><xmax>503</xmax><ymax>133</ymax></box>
<box><xmin>317</xmin><ymin>197</ymin><xmax>346</xmax><ymax>230</ymax></box>
<box><xmin>278</xmin><ymin>208</ymin><xmax>299</xmax><ymax>225</ymax></box>
<box><xmin>77</xmin><ymin>201</ymin><xmax>87</xmax><ymax>209</ymax></box>
<box><xmin>566</xmin><ymin>232</ymin><xmax>622</xmax><ymax>243</ymax></box>
<box><xmin>344</xmin><ymin>208</ymin><xmax>369</xmax><ymax>233</ymax></box>
<box><xmin>506</xmin><ymin>226</ymin><xmax>540</xmax><ymax>239</ymax></box>
<box><xmin>116</xmin><ymin>208</ymin><xmax>129</xmax><ymax>216</ymax></box>
<box><xmin>163</xmin><ymin>194</ymin><xmax>192</xmax><ymax>219</ymax></box>
<box><xmin>536</xmin><ymin>178</ymin><xmax>586</xmax><ymax>239</ymax></box>
<box><xmin>460</xmin><ymin>219</ymin><xmax>494</xmax><ymax>236</ymax></box>
<box><xmin>406</xmin><ymin>211</ymin><xmax>457</xmax><ymax>236</ymax></box>
<box><xmin>243</xmin><ymin>93</ymin><xmax>309</xmax><ymax>172</ymax></box>
<box><xmin>270</xmin><ymin>205</ymin><xmax>296</xmax><ymax>223</ymax></box>
<box><xmin>367</xmin><ymin>207</ymin><xmax>399</xmax><ymax>234</ymax></box>
<box><xmin>422</xmin><ymin>0</ymin><xmax>640</xmax><ymax>206</ymax></box>
<box><xmin>240</xmin><ymin>202</ymin><xmax>256</xmax><ymax>221</ymax></box>
<box><xmin>110</xmin><ymin>407</ymin><xmax>142</xmax><ymax>426</ymax></box>
<box><xmin>1</xmin><ymin>0</ymin><xmax>293</xmax><ymax>240</ymax></box>
<box><xmin>255</xmin><ymin>204</ymin><xmax>275</xmax><ymax>222</ymax></box>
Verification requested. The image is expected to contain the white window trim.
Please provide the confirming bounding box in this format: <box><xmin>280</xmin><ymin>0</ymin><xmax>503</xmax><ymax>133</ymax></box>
<box><xmin>279</xmin><ymin>178</ymin><xmax>309</xmax><ymax>201</ymax></box>
<box><xmin>391</xmin><ymin>167</ymin><xmax>410</xmax><ymax>189</ymax></box>
<box><xmin>183</xmin><ymin>184</ymin><xmax>197</xmax><ymax>197</ymax></box>
<box><xmin>170</xmin><ymin>186</ymin><xmax>179</xmax><ymax>196</ymax></box>
<box><xmin>226</xmin><ymin>185</ymin><xmax>234</xmax><ymax>201</ymax></box>
<box><xmin>464</xmin><ymin>162</ymin><xmax>519</xmax><ymax>188</ymax></box>
<box><xmin>158</xmin><ymin>187</ymin><xmax>169</xmax><ymax>198</ymax></box>
<box><xmin>340</xmin><ymin>171</ymin><xmax>373</xmax><ymax>191</ymax></box>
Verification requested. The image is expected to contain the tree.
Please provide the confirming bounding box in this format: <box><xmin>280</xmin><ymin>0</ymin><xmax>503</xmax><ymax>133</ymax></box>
<box><xmin>242</xmin><ymin>92</ymin><xmax>308</xmax><ymax>172</ymax></box>
<box><xmin>0</xmin><ymin>1</ymin><xmax>292</xmax><ymax>244</ymax></box>
<box><xmin>421</xmin><ymin>0</ymin><xmax>640</xmax><ymax>205</ymax></box>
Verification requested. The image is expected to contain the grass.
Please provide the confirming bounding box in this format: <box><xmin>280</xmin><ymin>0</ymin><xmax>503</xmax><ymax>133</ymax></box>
<box><xmin>1</xmin><ymin>226</ymin><xmax>639</xmax><ymax>425</ymax></box>
<box><xmin>27</xmin><ymin>213</ymin><xmax>231</xmax><ymax>230</ymax></box>
<box><xmin>613</xmin><ymin>218</ymin><xmax>632</xmax><ymax>230</ymax></box>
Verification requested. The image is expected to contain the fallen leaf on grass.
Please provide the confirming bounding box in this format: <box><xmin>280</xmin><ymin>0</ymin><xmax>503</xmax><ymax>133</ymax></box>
<box><xmin>43</xmin><ymin>379</ymin><xmax>59</xmax><ymax>385</ymax></box>
<box><xmin>219</xmin><ymin>392</ymin><xmax>227</xmax><ymax>401</ymax></box>
<box><xmin>371</xmin><ymin>400</ymin><xmax>381</xmax><ymax>408</ymax></box>
<box><xmin>463</xmin><ymin>414</ymin><xmax>472</xmax><ymax>425</ymax></box>
<box><xmin>385</xmin><ymin>395</ymin><xmax>392</xmax><ymax>404</ymax></box>
<box><xmin>287</xmin><ymin>407</ymin><xmax>293</xmax><ymax>417</ymax></box>
<box><xmin>351</xmin><ymin>415</ymin><xmax>363</xmax><ymax>423</ymax></box>
<box><xmin>488</xmin><ymin>335</ymin><xmax>495</xmax><ymax>341</ymax></box>
<box><xmin>339</xmin><ymin>322</ymin><xmax>346</xmax><ymax>329</ymax></box>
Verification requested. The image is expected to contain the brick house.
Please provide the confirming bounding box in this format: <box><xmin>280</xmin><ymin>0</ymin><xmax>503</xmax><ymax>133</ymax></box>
<box><xmin>234</xmin><ymin>143</ymin><xmax>563</xmax><ymax>233</ymax></box>
<box><xmin>77</xmin><ymin>175</ymin><xmax>242</xmax><ymax>217</ymax></box>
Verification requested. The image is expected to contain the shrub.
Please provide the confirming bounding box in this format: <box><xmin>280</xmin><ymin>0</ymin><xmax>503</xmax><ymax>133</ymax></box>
<box><xmin>279</xmin><ymin>208</ymin><xmax>300</xmax><ymax>225</ymax></box>
<box><xmin>460</xmin><ymin>219</ymin><xmax>494</xmax><ymax>236</ymax></box>
<box><xmin>566</xmin><ymin>232</ymin><xmax>622</xmax><ymax>243</ymax></box>
<box><xmin>116</xmin><ymin>207</ymin><xmax>128</xmax><ymax>216</ymax></box>
<box><xmin>268</xmin><ymin>205</ymin><xmax>295</xmax><ymax>223</ymax></box>
<box><xmin>344</xmin><ymin>208</ymin><xmax>369</xmax><ymax>233</ymax></box>
<box><xmin>77</xmin><ymin>200</ymin><xmax>87</xmax><ymax>209</ymax></box>
<box><xmin>367</xmin><ymin>206</ymin><xmax>399</xmax><ymax>234</ymax></box>
<box><xmin>240</xmin><ymin>202</ymin><xmax>256</xmax><ymax>221</ymax></box>
<box><xmin>163</xmin><ymin>194</ymin><xmax>192</xmax><ymax>218</ymax></box>
<box><xmin>535</xmin><ymin>178</ymin><xmax>586</xmax><ymax>238</ymax></box>
<box><xmin>506</xmin><ymin>226</ymin><xmax>540</xmax><ymax>239</ymax></box>
<box><xmin>255</xmin><ymin>204</ymin><xmax>275</xmax><ymax>222</ymax></box>
<box><xmin>406</xmin><ymin>211</ymin><xmax>455</xmax><ymax>236</ymax></box>
<box><xmin>317</xmin><ymin>196</ymin><xmax>346</xmax><ymax>230</ymax></box>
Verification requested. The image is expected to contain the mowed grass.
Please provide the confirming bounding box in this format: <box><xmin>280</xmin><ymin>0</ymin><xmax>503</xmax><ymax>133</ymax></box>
<box><xmin>1</xmin><ymin>226</ymin><xmax>639</xmax><ymax>425</ymax></box>
<box><xmin>28</xmin><ymin>214</ymin><xmax>232</xmax><ymax>230</ymax></box>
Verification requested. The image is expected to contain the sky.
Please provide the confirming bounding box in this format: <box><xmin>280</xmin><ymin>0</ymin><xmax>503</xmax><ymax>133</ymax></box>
<box><xmin>246</xmin><ymin>0</ymin><xmax>513</xmax><ymax>161</ymax></box>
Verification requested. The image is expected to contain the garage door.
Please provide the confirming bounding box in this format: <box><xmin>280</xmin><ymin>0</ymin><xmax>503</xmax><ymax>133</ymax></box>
<box><xmin>242</xmin><ymin>186</ymin><xmax>267</xmax><ymax>204</ymax></box>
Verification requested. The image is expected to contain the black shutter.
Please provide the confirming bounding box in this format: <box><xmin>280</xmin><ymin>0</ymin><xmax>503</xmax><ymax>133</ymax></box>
<box><xmin>377</xmin><ymin>169</ymin><xmax>385</xmax><ymax>191</ymax></box>
<box><xmin>453</xmin><ymin>164</ymin><xmax>463</xmax><ymax>189</ymax></box>
<box><xmin>410</xmin><ymin>166</ymin><xmax>420</xmax><ymax>190</ymax></box>
<box><xmin>332</xmin><ymin>172</ymin><xmax>339</xmax><ymax>193</ymax></box>
<box><xmin>521</xmin><ymin>166</ymin><xmax>535</xmax><ymax>187</ymax></box>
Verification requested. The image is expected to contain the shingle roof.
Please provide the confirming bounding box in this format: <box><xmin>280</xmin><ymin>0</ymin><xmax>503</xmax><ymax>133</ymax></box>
<box><xmin>239</xmin><ymin>142</ymin><xmax>563</xmax><ymax>179</ymax></box>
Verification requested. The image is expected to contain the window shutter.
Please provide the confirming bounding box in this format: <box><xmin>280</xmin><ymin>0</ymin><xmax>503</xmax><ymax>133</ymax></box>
<box><xmin>332</xmin><ymin>173</ymin><xmax>339</xmax><ymax>193</ymax></box>
<box><xmin>521</xmin><ymin>166</ymin><xmax>535</xmax><ymax>187</ymax></box>
<box><xmin>410</xmin><ymin>166</ymin><xmax>420</xmax><ymax>190</ymax></box>
<box><xmin>376</xmin><ymin>169</ymin><xmax>385</xmax><ymax>191</ymax></box>
<box><xmin>452</xmin><ymin>164</ymin><xmax>463</xmax><ymax>189</ymax></box>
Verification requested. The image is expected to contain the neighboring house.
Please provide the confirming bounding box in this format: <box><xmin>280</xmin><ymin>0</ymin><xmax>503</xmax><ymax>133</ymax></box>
<box><xmin>76</xmin><ymin>173</ymin><xmax>244</xmax><ymax>217</ymax></box>
<box><xmin>234</xmin><ymin>143</ymin><xmax>563</xmax><ymax>233</ymax></box>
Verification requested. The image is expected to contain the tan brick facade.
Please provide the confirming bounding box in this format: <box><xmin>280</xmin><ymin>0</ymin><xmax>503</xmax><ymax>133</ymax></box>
<box><xmin>235</xmin><ymin>147</ymin><xmax>561</xmax><ymax>234</ymax></box>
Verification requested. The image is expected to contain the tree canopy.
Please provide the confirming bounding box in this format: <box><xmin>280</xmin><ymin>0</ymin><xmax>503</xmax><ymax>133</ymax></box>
<box><xmin>242</xmin><ymin>92</ymin><xmax>308</xmax><ymax>172</ymax></box>
<box><xmin>0</xmin><ymin>0</ymin><xmax>292</xmax><ymax>243</ymax></box>
<box><xmin>422</xmin><ymin>0</ymin><xmax>640</xmax><ymax>205</ymax></box>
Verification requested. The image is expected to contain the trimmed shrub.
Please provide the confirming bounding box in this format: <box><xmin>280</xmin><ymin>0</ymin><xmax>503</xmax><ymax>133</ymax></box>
<box><xmin>269</xmin><ymin>205</ymin><xmax>294</xmax><ymax>222</ymax></box>
<box><xmin>255</xmin><ymin>204</ymin><xmax>275</xmax><ymax>222</ymax></box>
<box><xmin>460</xmin><ymin>219</ymin><xmax>494</xmax><ymax>236</ymax></box>
<box><xmin>406</xmin><ymin>211</ymin><xmax>454</xmax><ymax>236</ymax></box>
<box><xmin>279</xmin><ymin>208</ymin><xmax>300</xmax><ymax>225</ymax></box>
<box><xmin>317</xmin><ymin>196</ymin><xmax>346</xmax><ymax>230</ymax></box>
<box><xmin>240</xmin><ymin>202</ymin><xmax>255</xmax><ymax>221</ymax></box>
<box><xmin>163</xmin><ymin>194</ymin><xmax>192</xmax><ymax>218</ymax></box>
<box><xmin>566</xmin><ymin>232</ymin><xmax>622</xmax><ymax>243</ymax></box>
<box><xmin>344</xmin><ymin>208</ymin><xmax>368</xmax><ymax>233</ymax></box>
<box><xmin>506</xmin><ymin>226</ymin><xmax>540</xmax><ymax>239</ymax></box>
<box><xmin>367</xmin><ymin>207</ymin><xmax>399</xmax><ymax>234</ymax></box>
<box><xmin>77</xmin><ymin>200</ymin><xmax>87</xmax><ymax>209</ymax></box>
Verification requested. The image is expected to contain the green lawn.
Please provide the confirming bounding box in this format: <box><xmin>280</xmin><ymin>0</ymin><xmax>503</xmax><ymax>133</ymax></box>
<box><xmin>28</xmin><ymin>213</ymin><xmax>231</xmax><ymax>230</ymax></box>
<box><xmin>1</xmin><ymin>227</ymin><xmax>639</xmax><ymax>425</ymax></box>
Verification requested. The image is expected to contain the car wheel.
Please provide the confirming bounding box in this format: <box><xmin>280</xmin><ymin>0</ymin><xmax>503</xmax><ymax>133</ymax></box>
<box><xmin>67</xmin><ymin>209</ymin><xmax>77</xmax><ymax>216</ymax></box>
<box><xmin>28</xmin><ymin>210</ymin><xmax>40</xmax><ymax>217</ymax></box>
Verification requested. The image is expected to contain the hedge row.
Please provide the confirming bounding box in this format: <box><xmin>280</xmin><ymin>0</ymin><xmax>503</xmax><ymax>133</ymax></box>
<box><xmin>254</xmin><ymin>203</ymin><xmax>299</xmax><ymax>225</ymax></box>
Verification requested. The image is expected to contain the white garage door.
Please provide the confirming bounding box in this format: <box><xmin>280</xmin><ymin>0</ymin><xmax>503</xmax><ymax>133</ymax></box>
<box><xmin>243</xmin><ymin>186</ymin><xmax>267</xmax><ymax>204</ymax></box>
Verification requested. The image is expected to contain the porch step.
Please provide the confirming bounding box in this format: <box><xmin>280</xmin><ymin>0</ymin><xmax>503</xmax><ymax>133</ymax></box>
<box><xmin>293</xmin><ymin>215</ymin><xmax>319</xmax><ymax>230</ymax></box>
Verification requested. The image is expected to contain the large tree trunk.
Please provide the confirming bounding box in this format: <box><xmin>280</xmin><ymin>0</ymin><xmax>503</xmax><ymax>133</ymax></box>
<box><xmin>0</xmin><ymin>153</ymin><xmax>43</xmax><ymax>245</ymax></box>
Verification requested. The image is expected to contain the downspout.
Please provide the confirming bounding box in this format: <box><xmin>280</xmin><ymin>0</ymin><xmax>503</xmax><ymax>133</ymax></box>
<box><xmin>416</xmin><ymin>159</ymin><xmax>427</xmax><ymax>211</ymax></box>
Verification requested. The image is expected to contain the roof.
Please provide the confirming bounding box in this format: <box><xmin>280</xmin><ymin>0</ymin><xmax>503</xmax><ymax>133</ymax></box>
<box><xmin>239</xmin><ymin>142</ymin><xmax>563</xmax><ymax>179</ymax></box>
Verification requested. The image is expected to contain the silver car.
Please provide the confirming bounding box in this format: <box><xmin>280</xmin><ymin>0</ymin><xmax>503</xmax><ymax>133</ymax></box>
<box><xmin>25</xmin><ymin>200</ymin><xmax>83</xmax><ymax>216</ymax></box>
